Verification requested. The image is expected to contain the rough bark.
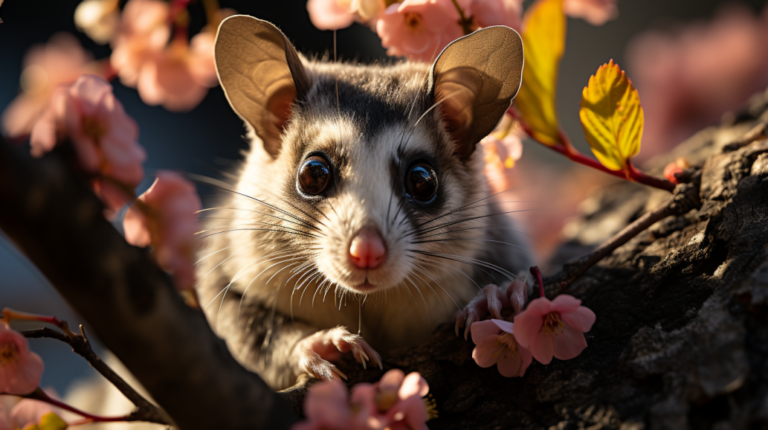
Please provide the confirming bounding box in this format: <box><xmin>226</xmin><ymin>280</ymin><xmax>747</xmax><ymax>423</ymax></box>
<box><xmin>0</xmin><ymin>142</ymin><xmax>297</xmax><ymax>430</ymax></box>
<box><xmin>284</xmin><ymin>89</ymin><xmax>768</xmax><ymax>429</ymax></box>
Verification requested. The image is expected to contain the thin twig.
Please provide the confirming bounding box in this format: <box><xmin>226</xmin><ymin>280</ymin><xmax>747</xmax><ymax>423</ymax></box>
<box><xmin>548</xmin><ymin>171</ymin><xmax>702</xmax><ymax>290</ymax></box>
<box><xmin>20</xmin><ymin>327</ymin><xmax>171</xmax><ymax>425</ymax></box>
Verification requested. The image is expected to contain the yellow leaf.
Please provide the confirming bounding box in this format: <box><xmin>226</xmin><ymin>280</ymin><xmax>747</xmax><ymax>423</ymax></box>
<box><xmin>38</xmin><ymin>413</ymin><xmax>68</xmax><ymax>430</ymax></box>
<box><xmin>579</xmin><ymin>60</ymin><xmax>644</xmax><ymax>173</ymax></box>
<box><xmin>515</xmin><ymin>0</ymin><xmax>566</xmax><ymax>146</ymax></box>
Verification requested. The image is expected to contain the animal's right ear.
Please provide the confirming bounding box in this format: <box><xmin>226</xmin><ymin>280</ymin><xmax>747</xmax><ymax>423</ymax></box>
<box><xmin>215</xmin><ymin>15</ymin><xmax>310</xmax><ymax>157</ymax></box>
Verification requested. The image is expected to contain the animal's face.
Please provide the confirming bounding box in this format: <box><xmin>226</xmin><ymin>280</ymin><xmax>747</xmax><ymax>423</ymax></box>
<box><xmin>258</xmin><ymin>65</ymin><xmax>491</xmax><ymax>295</ymax></box>
<box><xmin>214</xmin><ymin>16</ymin><xmax>523</xmax><ymax>298</ymax></box>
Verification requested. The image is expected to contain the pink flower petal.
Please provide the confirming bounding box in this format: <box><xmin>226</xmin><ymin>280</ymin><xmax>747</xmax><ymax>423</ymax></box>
<box><xmin>123</xmin><ymin>206</ymin><xmax>151</xmax><ymax>247</ymax></box>
<box><xmin>379</xmin><ymin>368</ymin><xmax>405</xmax><ymax>391</ymax></box>
<box><xmin>560</xmin><ymin>306</ymin><xmax>596</xmax><ymax>333</ymax></box>
<box><xmin>2</xmin><ymin>33</ymin><xmax>96</xmax><ymax>138</ymax></box>
<box><xmin>10</xmin><ymin>396</ymin><xmax>54</xmax><ymax>430</ymax></box>
<box><xmin>0</xmin><ymin>327</ymin><xmax>44</xmax><ymax>395</ymax></box>
<box><xmin>563</xmin><ymin>0</ymin><xmax>617</xmax><ymax>26</ymax></box>
<box><xmin>303</xmin><ymin>380</ymin><xmax>350</xmax><ymax>427</ymax></box>
<box><xmin>349</xmin><ymin>383</ymin><xmax>377</xmax><ymax>426</ymax></box>
<box><xmin>552</xmin><ymin>324</ymin><xmax>588</xmax><ymax>360</ymax></box>
<box><xmin>550</xmin><ymin>294</ymin><xmax>582</xmax><ymax>314</ymax></box>
<box><xmin>470</xmin><ymin>319</ymin><xmax>500</xmax><ymax>344</ymax></box>
<box><xmin>530</xmin><ymin>330</ymin><xmax>553</xmax><ymax>364</ymax></box>
<box><xmin>512</xmin><ymin>297</ymin><xmax>551</xmax><ymax>348</ymax></box>
<box><xmin>496</xmin><ymin>350</ymin><xmax>523</xmax><ymax>377</ymax></box>
<box><xmin>491</xmin><ymin>319</ymin><xmax>514</xmax><ymax>334</ymax></box>
<box><xmin>399</xmin><ymin>372</ymin><xmax>428</xmax><ymax>398</ymax></box>
<box><xmin>471</xmin><ymin>0</ymin><xmax>523</xmax><ymax>30</ymax></box>
<box><xmin>123</xmin><ymin>172</ymin><xmax>201</xmax><ymax>290</ymax></box>
<box><xmin>307</xmin><ymin>0</ymin><xmax>355</xmax><ymax>30</ymax></box>
<box><xmin>472</xmin><ymin>337</ymin><xmax>500</xmax><ymax>368</ymax></box>
<box><xmin>387</xmin><ymin>396</ymin><xmax>428</xmax><ymax>430</ymax></box>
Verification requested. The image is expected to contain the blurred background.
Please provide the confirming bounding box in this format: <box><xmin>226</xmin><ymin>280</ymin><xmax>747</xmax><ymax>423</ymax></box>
<box><xmin>1</xmin><ymin>0</ymin><xmax>767</xmax><ymax>398</ymax></box>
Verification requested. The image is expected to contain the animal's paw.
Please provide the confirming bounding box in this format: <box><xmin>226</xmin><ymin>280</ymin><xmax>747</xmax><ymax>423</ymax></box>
<box><xmin>454</xmin><ymin>277</ymin><xmax>530</xmax><ymax>340</ymax></box>
<box><xmin>294</xmin><ymin>326</ymin><xmax>382</xmax><ymax>381</ymax></box>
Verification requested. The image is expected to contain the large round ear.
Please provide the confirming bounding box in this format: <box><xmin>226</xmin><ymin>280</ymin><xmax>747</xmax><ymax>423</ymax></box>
<box><xmin>428</xmin><ymin>26</ymin><xmax>524</xmax><ymax>160</ymax></box>
<box><xmin>215</xmin><ymin>15</ymin><xmax>310</xmax><ymax>157</ymax></box>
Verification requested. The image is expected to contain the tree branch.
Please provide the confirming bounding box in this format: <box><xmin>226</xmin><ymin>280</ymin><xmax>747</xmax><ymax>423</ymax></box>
<box><xmin>20</xmin><ymin>327</ymin><xmax>169</xmax><ymax>425</ymax></box>
<box><xmin>547</xmin><ymin>170</ymin><xmax>702</xmax><ymax>290</ymax></box>
<box><xmin>0</xmin><ymin>138</ymin><xmax>297</xmax><ymax>430</ymax></box>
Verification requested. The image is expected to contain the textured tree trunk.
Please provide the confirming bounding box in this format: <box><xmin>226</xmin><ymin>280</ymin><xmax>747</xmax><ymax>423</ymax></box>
<box><xmin>283</xmin><ymin>91</ymin><xmax>768</xmax><ymax>430</ymax></box>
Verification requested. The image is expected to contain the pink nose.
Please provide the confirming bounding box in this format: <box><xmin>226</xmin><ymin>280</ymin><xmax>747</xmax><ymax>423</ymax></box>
<box><xmin>349</xmin><ymin>228</ymin><xmax>386</xmax><ymax>269</ymax></box>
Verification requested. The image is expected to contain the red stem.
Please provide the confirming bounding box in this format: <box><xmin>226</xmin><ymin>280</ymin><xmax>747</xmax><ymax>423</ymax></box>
<box><xmin>530</xmin><ymin>266</ymin><xmax>545</xmax><ymax>299</ymax></box>
<box><xmin>1</xmin><ymin>309</ymin><xmax>77</xmax><ymax>338</ymax></box>
<box><xmin>169</xmin><ymin>0</ymin><xmax>191</xmax><ymax>41</ymax></box>
<box><xmin>508</xmin><ymin>108</ymin><xmax>675</xmax><ymax>192</ymax></box>
<box><xmin>21</xmin><ymin>389</ymin><xmax>135</xmax><ymax>424</ymax></box>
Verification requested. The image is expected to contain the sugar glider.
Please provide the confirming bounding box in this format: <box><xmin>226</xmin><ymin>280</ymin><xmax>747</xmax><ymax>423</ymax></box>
<box><xmin>196</xmin><ymin>15</ymin><xmax>531</xmax><ymax>390</ymax></box>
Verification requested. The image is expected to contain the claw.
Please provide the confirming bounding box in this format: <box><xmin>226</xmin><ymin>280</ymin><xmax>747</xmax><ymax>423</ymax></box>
<box><xmin>464</xmin><ymin>313</ymin><xmax>475</xmax><ymax>340</ymax></box>
<box><xmin>294</xmin><ymin>326</ymin><xmax>382</xmax><ymax>380</ymax></box>
<box><xmin>456</xmin><ymin>281</ymin><xmax>529</xmax><ymax>341</ymax></box>
<box><xmin>331</xmin><ymin>366</ymin><xmax>347</xmax><ymax>380</ymax></box>
<box><xmin>483</xmin><ymin>284</ymin><xmax>505</xmax><ymax>319</ymax></box>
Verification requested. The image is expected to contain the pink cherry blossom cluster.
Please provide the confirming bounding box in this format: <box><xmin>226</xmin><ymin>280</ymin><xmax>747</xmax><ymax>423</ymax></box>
<box><xmin>2</xmin><ymin>0</ymin><xmax>231</xmax><ymax>140</ymax></box>
<box><xmin>627</xmin><ymin>5</ymin><xmax>768</xmax><ymax>161</ymax></box>
<box><xmin>293</xmin><ymin>369</ymin><xmax>432</xmax><ymax>430</ymax></box>
<box><xmin>471</xmin><ymin>268</ymin><xmax>595</xmax><ymax>377</ymax></box>
<box><xmin>30</xmin><ymin>75</ymin><xmax>146</xmax><ymax>217</ymax></box>
<box><xmin>307</xmin><ymin>0</ymin><xmax>617</xmax><ymax>62</ymax></box>
<box><xmin>109</xmin><ymin>0</ymin><xmax>231</xmax><ymax>112</ymax></box>
<box><xmin>25</xmin><ymin>73</ymin><xmax>201</xmax><ymax>292</ymax></box>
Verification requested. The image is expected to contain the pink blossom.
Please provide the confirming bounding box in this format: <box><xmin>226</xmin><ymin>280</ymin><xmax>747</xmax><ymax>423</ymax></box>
<box><xmin>663</xmin><ymin>158</ymin><xmax>690</xmax><ymax>185</ymax></box>
<box><xmin>110</xmin><ymin>0</ymin><xmax>171</xmax><ymax>88</ymax></box>
<box><xmin>513</xmin><ymin>295</ymin><xmax>596</xmax><ymax>364</ymax></box>
<box><xmin>0</xmin><ymin>389</ymin><xmax>67</xmax><ymax>430</ymax></box>
<box><xmin>292</xmin><ymin>369</ymin><xmax>430</xmax><ymax>430</ymax></box>
<box><xmin>562</xmin><ymin>0</ymin><xmax>618</xmax><ymax>26</ymax></box>
<box><xmin>75</xmin><ymin>0</ymin><xmax>120</xmax><ymax>44</ymax></box>
<box><xmin>9</xmin><ymin>399</ymin><xmax>54</xmax><ymax>429</ymax></box>
<box><xmin>123</xmin><ymin>172</ymin><xmax>202</xmax><ymax>291</ymax></box>
<box><xmin>136</xmin><ymin>33</ymin><xmax>218</xmax><ymax>112</ymax></box>
<box><xmin>0</xmin><ymin>324</ymin><xmax>44</xmax><ymax>395</ymax></box>
<box><xmin>627</xmin><ymin>6</ymin><xmax>768</xmax><ymax>160</ymax></box>
<box><xmin>376</xmin><ymin>0</ymin><xmax>463</xmax><ymax>62</ymax></box>
<box><xmin>470</xmin><ymin>0</ymin><xmax>523</xmax><ymax>30</ymax></box>
<box><xmin>307</xmin><ymin>0</ymin><xmax>356</xmax><ymax>30</ymax></box>
<box><xmin>307</xmin><ymin>0</ymin><xmax>386</xmax><ymax>30</ymax></box>
<box><xmin>2</xmin><ymin>33</ymin><xmax>102</xmax><ymax>139</ymax></box>
<box><xmin>481</xmin><ymin>129</ymin><xmax>524</xmax><ymax>195</ymax></box>
<box><xmin>378</xmin><ymin>370</ymin><xmax>429</xmax><ymax>430</ymax></box>
<box><xmin>471</xmin><ymin>319</ymin><xmax>532</xmax><ymax>377</ymax></box>
<box><xmin>29</xmin><ymin>75</ymin><xmax>146</xmax><ymax>215</ymax></box>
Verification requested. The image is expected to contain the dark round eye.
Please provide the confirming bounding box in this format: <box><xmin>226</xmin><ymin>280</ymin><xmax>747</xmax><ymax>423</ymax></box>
<box><xmin>406</xmin><ymin>162</ymin><xmax>438</xmax><ymax>203</ymax></box>
<box><xmin>298</xmin><ymin>156</ymin><xmax>331</xmax><ymax>196</ymax></box>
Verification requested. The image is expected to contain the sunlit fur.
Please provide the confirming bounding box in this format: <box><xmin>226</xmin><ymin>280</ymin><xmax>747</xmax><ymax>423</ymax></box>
<box><xmin>196</xmin><ymin>57</ymin><xmax>532</xmax><ymax>389</ymax></box>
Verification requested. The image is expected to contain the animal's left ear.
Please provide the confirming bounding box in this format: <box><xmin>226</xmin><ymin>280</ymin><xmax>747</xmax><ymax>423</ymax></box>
<box><xmin>429</xmin><ymin>26</ymin><xmax>524</xmax><ymax>159</ymax></box>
